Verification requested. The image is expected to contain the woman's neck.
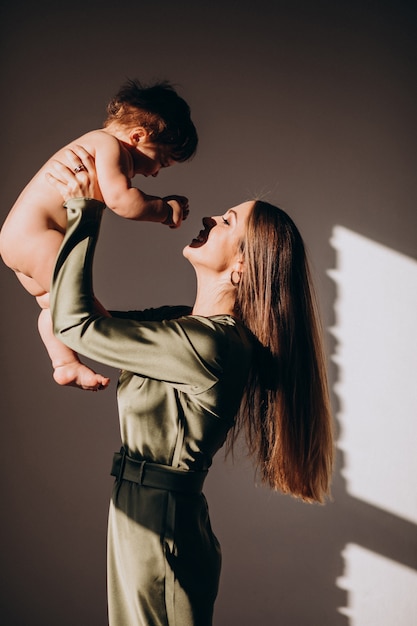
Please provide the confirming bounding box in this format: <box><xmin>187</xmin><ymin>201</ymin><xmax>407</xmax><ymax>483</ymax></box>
<box><xmin>191</xmin><ymin>275</ymin><xmax>236</xmax><ymax>317</ymax></box>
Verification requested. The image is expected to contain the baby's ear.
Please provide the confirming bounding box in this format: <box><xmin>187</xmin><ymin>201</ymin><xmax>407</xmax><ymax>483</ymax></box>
<box><xmin>130</xmin><ymin>126</ymin><xmax>151</xmax><ymax>145</ymax></box>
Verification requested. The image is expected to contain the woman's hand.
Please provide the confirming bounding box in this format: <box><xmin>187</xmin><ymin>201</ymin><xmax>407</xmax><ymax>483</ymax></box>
<box><xmin>45</xmin><ymin>145</ymin><xmax>104</xmax><ymax>203</ymax></box>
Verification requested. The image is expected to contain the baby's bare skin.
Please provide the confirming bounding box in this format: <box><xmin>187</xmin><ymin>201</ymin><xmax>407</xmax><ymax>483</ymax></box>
<box><xmin>0</xmin><ymin>125</ymin><xmax>189</xmax><ymax>391</ymax></box>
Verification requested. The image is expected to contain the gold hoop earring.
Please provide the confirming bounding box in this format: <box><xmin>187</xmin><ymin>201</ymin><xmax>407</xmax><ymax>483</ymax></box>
<box><xmin>230</xmin><ymin>270</ymin><xmax>241</xmax><ymax>286</ymax></box>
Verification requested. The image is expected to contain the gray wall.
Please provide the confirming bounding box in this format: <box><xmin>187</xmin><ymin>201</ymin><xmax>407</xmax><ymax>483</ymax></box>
<box><xmin>0</xmin><ymin>1</ymin><xmax>416</xmax><ymax>624</ymax></box>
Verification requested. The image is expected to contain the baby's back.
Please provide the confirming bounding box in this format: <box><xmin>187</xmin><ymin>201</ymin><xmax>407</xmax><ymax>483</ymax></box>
<box><xmin>4</xmin><ymin>130</ymin><xmax>107</xmax><ymax>234</ymax></box>
<box><xmin>0</xmin><ymin>130</ymin><xmax>117</xmax><ymax>275</ymax></box>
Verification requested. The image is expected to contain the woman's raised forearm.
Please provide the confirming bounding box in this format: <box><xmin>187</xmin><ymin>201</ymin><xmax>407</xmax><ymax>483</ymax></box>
<box><xmin>50</xmin><ymin>198</ymin><xmax>105</xmax><ymax>352</ymax></box>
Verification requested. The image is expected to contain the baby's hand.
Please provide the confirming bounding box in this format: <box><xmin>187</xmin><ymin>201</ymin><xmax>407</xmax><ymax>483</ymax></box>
<box><xmin>162</xmin><ymin>195</ymin><xmax>190</xmax><ymax>229</ymax></box>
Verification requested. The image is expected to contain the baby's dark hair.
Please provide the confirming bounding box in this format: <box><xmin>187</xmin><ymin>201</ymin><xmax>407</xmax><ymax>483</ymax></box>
<box><xmin>104</xmin><ymin>79</ymin><xmax>198</xmax><ymax>162</ymax></box>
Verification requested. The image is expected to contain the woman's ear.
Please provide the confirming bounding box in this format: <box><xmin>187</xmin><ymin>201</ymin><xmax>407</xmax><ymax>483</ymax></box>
<box><xmin>230</xmin><ymin>259</ymin><xmax>244</xmax><ymax>287</ymax></box>
<box><xmin>230</xmin><ymin>258</ymin><xmax>245</xmax><ymax>285</ymax></box>
<box><xmin>233</xmin><ymin>257</ymin><xmax>245</xmax><ymax>274</ymax></box>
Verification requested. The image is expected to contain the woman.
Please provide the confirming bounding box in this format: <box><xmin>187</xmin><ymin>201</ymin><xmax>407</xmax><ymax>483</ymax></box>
<box><xmin>48</xmin><ymin>147</ymin><xmax>333</xmax><ymax>626</ymax></box>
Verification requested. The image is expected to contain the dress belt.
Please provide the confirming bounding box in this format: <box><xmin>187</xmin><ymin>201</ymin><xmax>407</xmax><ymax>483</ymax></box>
<box><xmin>110</xmin><ymin>448</ymin><xmax>207</xmax><ymax>493</ymax></box>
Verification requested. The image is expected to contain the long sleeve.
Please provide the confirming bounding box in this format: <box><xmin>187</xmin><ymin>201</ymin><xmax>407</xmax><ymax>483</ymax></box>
<box><xmin>50</xmin><ymin>199</ymin><xmax>249</xmax><ymax>395</ymax></box>
<box><xmin>51</xmin><ymin>197</ymin><xmax>105</xmax><ymax>336</ymax></box>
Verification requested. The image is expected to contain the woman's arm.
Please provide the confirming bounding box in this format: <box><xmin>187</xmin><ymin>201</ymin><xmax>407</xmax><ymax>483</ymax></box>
<box><xmin>50</xmin><ymin>199</ymin><xmax>226</xmax><ymax>390</ymax></box>
<box><xmin>47</xmin><ymin>152</ymin><xmax>227</xmax><ymax>392</ymax></box>
<box><xmin>109</xmin><ymin>305</ymin><xmax>192</xmax><ymax>321</ymax></box>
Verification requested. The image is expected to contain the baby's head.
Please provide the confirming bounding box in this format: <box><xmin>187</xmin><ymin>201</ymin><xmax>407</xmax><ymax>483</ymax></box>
<box><xmin>104</xmin><ymin>79</ymin><xmax>198</xmax><ymax>163</ymax></box>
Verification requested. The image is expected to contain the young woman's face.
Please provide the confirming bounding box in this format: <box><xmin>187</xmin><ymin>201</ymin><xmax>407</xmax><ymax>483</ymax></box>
<box><xmin>183</xmin><ymin>201</ymin><xmax>254</xmax><ymax>273</ymax></box>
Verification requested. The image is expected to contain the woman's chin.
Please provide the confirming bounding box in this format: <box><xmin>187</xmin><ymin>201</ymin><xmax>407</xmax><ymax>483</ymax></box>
<box><xmin>182</xmin><ymin>244</ymin><xmax>192</xmax><ymax>259</ymax></box>
<box><xmin>189</xmin><ymin>238</ymin><xmax>207</xmax><ymax>248</ymax></box>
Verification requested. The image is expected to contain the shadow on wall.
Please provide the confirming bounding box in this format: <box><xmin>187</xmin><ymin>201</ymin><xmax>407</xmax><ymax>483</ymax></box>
<box><xmin>329</xmin><ymin>227</ymin><xmax>417</xmax><ymax>624</ymax></box>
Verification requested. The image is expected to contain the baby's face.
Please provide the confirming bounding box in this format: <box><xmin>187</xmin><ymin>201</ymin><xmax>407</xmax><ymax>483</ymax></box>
<box><xmin>133</xmin><ymin>141</ymin><xmax>175</xmax><ymax>178</ymax></box>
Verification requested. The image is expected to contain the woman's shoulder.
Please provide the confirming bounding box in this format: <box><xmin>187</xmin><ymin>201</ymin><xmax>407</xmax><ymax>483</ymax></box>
<box><xmin>187</xmin><ymin>313</ymin><xmax>248</xmax><ymax>333</ymax></box>
<box><xmin>178</xmin><ymin>314</ymin><xmax>254</xmax><ymax>354</ymax></box>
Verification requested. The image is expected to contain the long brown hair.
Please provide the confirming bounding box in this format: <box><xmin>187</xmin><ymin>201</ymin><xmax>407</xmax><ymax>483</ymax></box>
<box><xmin>232</xmin><ymin>201</ymin><xmax>333</xmax><ymax>503</ymax></box>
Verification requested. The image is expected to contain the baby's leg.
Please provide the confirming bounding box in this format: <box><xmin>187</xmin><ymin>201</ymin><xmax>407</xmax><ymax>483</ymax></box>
<box><xmin>4</xmin><ymin>226</ymin><xmax>110</xmax><ymax>390</ymax></box>
<box><xmin>37</xmin><ymin>297</ymin><xmax>110</xmax><ymax>391</ymax></box>
<box><xmin>2</xmin><ymin>227</ymin><xmax>64</xmax><ymax>295</ymax></box>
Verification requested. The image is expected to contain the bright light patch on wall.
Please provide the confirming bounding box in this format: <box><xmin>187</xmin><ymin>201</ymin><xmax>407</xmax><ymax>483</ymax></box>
<box><xmin>329</xmin><ymin>226</ymin><xmax>417</xmax><ymax>524</ymax></box>
<box><xmin>337</xmin><ymin>544</ymin><xmax>417</xmax><ymax>625</ymax></box>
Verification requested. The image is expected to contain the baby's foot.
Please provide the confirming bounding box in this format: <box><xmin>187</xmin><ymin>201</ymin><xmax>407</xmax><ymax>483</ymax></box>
<box><xmin>53</xmin><ymin>361</ymin><xmax>110</xmax><ymax>391</ymax></box>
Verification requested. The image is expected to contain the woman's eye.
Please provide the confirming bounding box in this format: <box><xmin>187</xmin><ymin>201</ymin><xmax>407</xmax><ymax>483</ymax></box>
<box><xmin>222</xmin><ymin>217</ymin><xmax>230</xmax><ymax>225</ymax></box>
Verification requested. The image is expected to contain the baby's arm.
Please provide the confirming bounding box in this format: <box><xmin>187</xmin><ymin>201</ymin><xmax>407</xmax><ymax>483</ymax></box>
<box><xmin>94</xmin><ymin>138</ymin><xmax>188</xmax><ymax>228</ymax></box>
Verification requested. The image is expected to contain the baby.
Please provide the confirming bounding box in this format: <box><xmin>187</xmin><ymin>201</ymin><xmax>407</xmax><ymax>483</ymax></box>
<box><xmin>0</xmin><ymin>79</ymin><xmax>198</xmax><ymax>390</ymax></box>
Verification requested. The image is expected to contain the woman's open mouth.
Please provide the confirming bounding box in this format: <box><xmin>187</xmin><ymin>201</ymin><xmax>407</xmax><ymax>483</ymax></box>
<box><xmin>189</xmin><ymin>218</ymin><xmax>215</xmax><ymax>247</ymax></box>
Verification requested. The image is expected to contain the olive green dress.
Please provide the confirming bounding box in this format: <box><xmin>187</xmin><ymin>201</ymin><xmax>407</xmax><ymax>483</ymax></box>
<box><xmin>50</xmin><ymin>199</ymin><xmax>253</xmax><ymax>626</ymax></box>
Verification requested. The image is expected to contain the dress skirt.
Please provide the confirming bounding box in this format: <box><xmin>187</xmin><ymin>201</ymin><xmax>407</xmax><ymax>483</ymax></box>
<box><xmin>107</xmin><ymin>479</ymin><xmax>221</xmax><ymax>626</ymax></box>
